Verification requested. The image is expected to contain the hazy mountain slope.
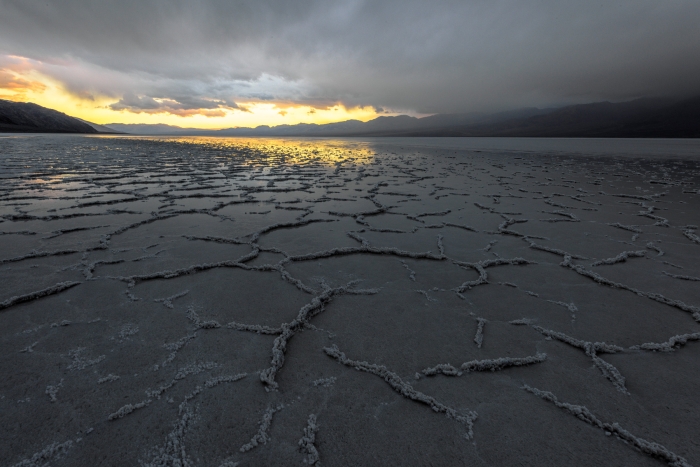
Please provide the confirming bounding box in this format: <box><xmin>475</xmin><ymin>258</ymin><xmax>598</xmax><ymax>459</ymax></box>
<box><xmin>75</xmin><ymin>118</ymin><xmax>122</xmax><ymax>134</ymax></box>
<box><xmin>104</xmin><ymin>123</ymin><xmax>200</xmax><ymax>134</ymax></box>
<box><xmin>97</xmin><ymin>97</ymin><xmax>700</xmax><ymax>138</ymax></box>
<box><xmin>402</xmin><ymin>97</ymin><xmax>700</xmax><ymax>137</ymax></box>
<box><xmin>106</xmin><ymin>109</ymin><xmax>555</xmax><ymax>136</ymax></box>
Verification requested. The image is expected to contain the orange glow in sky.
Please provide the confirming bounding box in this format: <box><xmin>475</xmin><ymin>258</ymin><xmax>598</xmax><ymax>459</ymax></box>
<box><xmin>0</xmin><ymin>56</ymin><xmax>388</xmax><ymax>129</ymax></box>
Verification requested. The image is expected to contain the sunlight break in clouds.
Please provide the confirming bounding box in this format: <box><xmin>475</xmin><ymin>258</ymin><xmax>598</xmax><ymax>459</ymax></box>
<box><xmin>0</xmin><ymin>54</ymin><xmax>392</xmax><ymax>128</ymax></box>
<box><xmin>1</xmin><ymin>0</ymin><xmax>699</xmax><ymax>127</ymax></box>
<box><xmin>0</xmin><ymin>55</ymin><xmax>48</xmax><ymax>100</ymax></box>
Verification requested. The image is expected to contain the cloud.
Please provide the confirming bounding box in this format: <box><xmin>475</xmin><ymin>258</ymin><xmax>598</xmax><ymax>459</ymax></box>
<box><xmin>108</xmin><ymin>92</ymin><xmax>243</xmax><ymax>117</ymax></box>
<box><xmin>0</xmin><ymin>55</ymin><xmax>37</xmax><ymax>74</ymax></box>
<box><xmin>0</xmin><ymin>70</ymin><xmax>46</xmax><ymax>93</ymax></box>
<box><xmin>1</xmin><ymin>0</ymin><xmax>699</xmax><ymax>114</ymax></box>
<box><xmin>0</xmin><ymin>56</ymin><xmax>48</xmax><ymax>98</ymax></box>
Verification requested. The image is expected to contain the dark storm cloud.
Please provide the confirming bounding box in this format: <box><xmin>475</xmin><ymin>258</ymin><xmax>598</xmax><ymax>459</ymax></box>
<box><xmin>1</xmin><ymin>0</ymin><xmax>699</xmax><ymax>113</ymax></box>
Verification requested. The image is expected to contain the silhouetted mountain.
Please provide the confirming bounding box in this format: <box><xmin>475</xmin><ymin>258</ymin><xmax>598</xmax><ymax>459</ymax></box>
<box><xmin>104</xmin><ymin>123</ymin><xmax>192</xmax><ymax>134</ymax></box>
<box><xmin>108</xmin><ymin>97</ymin><xmax>699</xmax><ymax>137</ymax></box>
<box><xmin>10</xmin><ymin>96</ymin><xmax>697</xmax><ymax>137</ymax></box>
<box><xmin>106</xmin><ymin>107</ymin><xmax>551</xmax><ymax>136</ymax></box>
<box><xmin>405</xmin><ymin>97</ymin><xmax>700</xmax><ymax>137</ymax></box>
<box><xmin>75</xmin><ymin>118</ymin><xmax>122</xmax><ymax>134</ymax></box>
<box><xmin>0</xmin><ymin>100</ymin><xmax>99</xmax><ymax>133</ymax></box>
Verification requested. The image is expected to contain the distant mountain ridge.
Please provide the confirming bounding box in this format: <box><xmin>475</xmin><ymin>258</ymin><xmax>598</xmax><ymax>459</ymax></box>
<box><xmin>2</xmin><ymin>96</ymin><xmax>698</xmax><ymax>137</ymax></box>
<box><xmin>106</xmin><ymin>107</ymin><xmax>552</xmax><ymax>137</ymax></box>
<box><xmin>0</xmin><ymin>99</ymin><xmax>101</xmax><ymax>133</ymax></box>
<box><xmin>415</xmin><ymin>97</ymin><xmax>700</xmax><ymax>138</ymax></box>
<box><xmin>108</xmin><ymin>97</ymin><xmax>700</xmax><ymax>138</ymax></box>
<box><xmin>75</xmin><ymin>118</ymin><xmax>122</xmax><ymax>134</ymax></box>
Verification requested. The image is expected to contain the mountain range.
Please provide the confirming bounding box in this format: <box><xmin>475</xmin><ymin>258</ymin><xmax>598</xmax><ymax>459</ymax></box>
<box><xmin>105</xmin><ymin>107</ymin><xmax>550</xmax><ymax>137</ymax></box>
<box><xmin>0</xmin><ymin>99</ymin><xmax>100</xmax><ymax>133</ymax></box>
<box><xmin>1</xmin><ymin>96</ymin><xmax>699</xmax><ymax>137</ymax></box>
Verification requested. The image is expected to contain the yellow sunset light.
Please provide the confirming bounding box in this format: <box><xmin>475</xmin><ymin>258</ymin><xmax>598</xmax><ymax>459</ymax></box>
<box><xmin>0</xmin><ymin>59</ymin><xmax>386</xmax><ymax>129</ymax></box>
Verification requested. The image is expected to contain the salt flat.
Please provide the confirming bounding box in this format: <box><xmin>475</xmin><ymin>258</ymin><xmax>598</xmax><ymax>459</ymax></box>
<box><xmin>1</xmin><ymin>135</ymin><xmax>699</xmax><ymax>466</ymax></box>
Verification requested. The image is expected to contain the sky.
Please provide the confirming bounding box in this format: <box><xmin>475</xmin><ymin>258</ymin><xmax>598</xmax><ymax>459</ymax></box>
<box><xmin>1</xmin><ymin>0</ymin><xmax>699</xmax><ymax>129</ymax></box>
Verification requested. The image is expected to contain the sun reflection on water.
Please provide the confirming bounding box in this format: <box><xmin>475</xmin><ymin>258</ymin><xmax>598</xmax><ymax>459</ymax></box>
<box><xmin>91</xmin><ymin>135</ymin><xmax>378</xmax><ymax>166</ymax></box>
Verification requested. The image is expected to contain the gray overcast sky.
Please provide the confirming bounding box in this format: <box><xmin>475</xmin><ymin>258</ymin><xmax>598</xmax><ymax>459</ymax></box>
<box><xmin>1</xmin><ymin>0</ymin><xmax>699</xmax><ymax>115</ymax></box>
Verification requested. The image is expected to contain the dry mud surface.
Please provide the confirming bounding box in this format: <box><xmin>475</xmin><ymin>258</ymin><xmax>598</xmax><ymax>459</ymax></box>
<box><xmin>1</xmin><ymin>135</ymin><xmax>699</xmax><ymax>466</ymax></box>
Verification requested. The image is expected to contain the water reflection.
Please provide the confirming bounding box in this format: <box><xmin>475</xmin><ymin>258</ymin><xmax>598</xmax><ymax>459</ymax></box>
<box><xmin>91</xmin><ymin>135</ymin><xmax>379</xmax><ymax>166</ymax></box>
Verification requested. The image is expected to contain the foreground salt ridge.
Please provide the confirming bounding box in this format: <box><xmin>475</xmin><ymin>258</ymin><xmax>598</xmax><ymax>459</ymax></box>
<box><xmin>323</xmin><ymin>344</ymin><xmax>478</xmax><ymax>439</ymax></box>
<box><xmin>419</xmin><ymin>353</ymin><xmax>547</xmax><ymax>377</ymax></box>
<box><xmin>240</xmin><ymin>404</ymin><xmax>284</xmax><ymax>452</ymax></box>
<box><xmin>473</xmin><ymin>317</ymin><xmax>487</xmax><ymax>348</ymax></box>
<box><xmin>0</xmin><ymin>137</ymin><xmax>698</xmax><ymax>466</ymax></box>
<box><xmin>297</xmin><ymin>414</ymin><xmax>320</xmax><ymax>465</ymax></box>
<box><xmin>258</xmin><ymin>280</ymin><xmax>380</xmax><ymax>390</ymax></box>
<box><xmin>529</xmin><ymin>324</ymin><xmax>629</xmax><ymax>394</ymax></box>
<box><xmin>11</xmin><ymin>440</ymin><xmax>76</xmax><ymax>467</ymax></box>
<box><xmin>523</xmin><ymin>385</ymin><xmax>691</xmax><ymax>467</ymax></box>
